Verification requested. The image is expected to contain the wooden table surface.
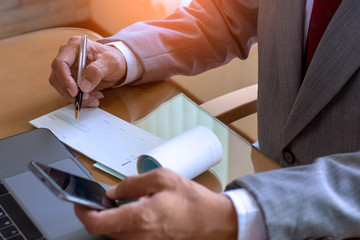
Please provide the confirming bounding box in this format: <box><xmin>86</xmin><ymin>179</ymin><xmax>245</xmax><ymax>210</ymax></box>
<box><xmin>0</xmin><ymin>28</ymin><xmax>278</xmax><ymax>193</ymax></box>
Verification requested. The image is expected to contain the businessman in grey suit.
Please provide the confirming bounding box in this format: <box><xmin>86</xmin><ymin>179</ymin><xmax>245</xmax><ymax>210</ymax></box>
<box><xmin>49</xmin><ymin>0</ymin><xmax>360</xmax><ymax>239</ymax></box>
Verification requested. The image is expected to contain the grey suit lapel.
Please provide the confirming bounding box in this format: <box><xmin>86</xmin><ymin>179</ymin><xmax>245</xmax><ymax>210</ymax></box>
<box><xmin>282</xmin><ymin>0</ymin><xmax>360</xmax><ymax>148</ymax></box>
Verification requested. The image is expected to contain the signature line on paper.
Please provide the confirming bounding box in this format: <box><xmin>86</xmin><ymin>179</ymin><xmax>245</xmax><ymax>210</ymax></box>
<box><xmin>53</xmin><ymin>112</ymin><xmax>91</xmax><ymax>133</ymax></box>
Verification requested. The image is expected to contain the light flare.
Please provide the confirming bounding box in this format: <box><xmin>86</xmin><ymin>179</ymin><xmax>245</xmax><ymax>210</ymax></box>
<box><xmin>145</xmin><ymin>0</ymin><xmax>192</xmax><ymax>14</ymax></box>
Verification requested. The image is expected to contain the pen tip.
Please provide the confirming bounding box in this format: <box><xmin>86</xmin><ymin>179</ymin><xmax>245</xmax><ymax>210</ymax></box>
<box><xmin>75</xmin><ymin>102</ymin><xmax>80</xmax><ymax>120</ymax></box>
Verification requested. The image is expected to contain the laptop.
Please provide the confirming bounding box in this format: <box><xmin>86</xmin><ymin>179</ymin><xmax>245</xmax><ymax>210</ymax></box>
<box><xmin>0</xmin><ymin>128</ymin><xmax>108</xmax><ymax>240</ymax></box>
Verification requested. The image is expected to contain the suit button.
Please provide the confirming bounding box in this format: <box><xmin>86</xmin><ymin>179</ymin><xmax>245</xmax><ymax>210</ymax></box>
<box><xmin>282</xmin><ymin>149</ymin><xmax>296</xmax><ymax>164</ymax></box>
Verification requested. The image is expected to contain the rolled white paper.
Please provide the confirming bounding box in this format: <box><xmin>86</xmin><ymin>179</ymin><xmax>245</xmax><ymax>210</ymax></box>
<box><xmin>137</xmin><ymin>125</ymin><xmax>223</xmax><ymax>179</ymax></box>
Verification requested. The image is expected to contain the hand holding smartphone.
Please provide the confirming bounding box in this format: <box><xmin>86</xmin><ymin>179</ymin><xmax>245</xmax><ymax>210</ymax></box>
<box><xmin>29</xmin><ymin>161</ymin><xmax>118</xmax><ymax>210</ymax></box>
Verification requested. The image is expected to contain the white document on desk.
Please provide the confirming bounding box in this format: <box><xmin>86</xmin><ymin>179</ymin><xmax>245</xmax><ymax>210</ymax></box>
<box><xmin>30</xmin><ymin>104</ymin><xmax>165</xmax><ymax>177</ymax></box>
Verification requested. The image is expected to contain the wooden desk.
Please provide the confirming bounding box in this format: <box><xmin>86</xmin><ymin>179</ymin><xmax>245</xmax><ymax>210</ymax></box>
<box><xmin>0</xmin><ymin>28</ymin><xmax>279</xmax><ymax>193</ymax></box>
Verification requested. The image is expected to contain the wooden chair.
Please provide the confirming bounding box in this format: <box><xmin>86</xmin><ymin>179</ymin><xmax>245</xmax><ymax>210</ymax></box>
<box><xmin>200</xmin><ymin>84</ymin><xmax>258</xmax><ymax>143</ymax></box>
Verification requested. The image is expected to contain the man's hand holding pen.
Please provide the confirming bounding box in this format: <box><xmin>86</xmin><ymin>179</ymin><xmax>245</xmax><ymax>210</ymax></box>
<box><xmin>74</xmin><ymin>35</ymin><xmax>87</xmax><ymax>119</ymax></box>
<box><xmin>49</xmin><ymin>35</ymin><xmax>127</xmax><ymax>110</ymax></box>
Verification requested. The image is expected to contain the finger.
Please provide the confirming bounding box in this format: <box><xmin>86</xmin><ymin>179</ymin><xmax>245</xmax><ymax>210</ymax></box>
<box><xmin>89</xmin><ymin>90</ymin><xmax>104</xmax><ymax>99</ymax></box>
<box><xmin>74</xmin><ymin>202</ymin><xmax>144</xmax><ymax>236</ymax></box>
<box><xmin>99</xmin><ymin>45</ymin><xmax>127</xmax><ymax>84</ymax></box>
<box><xmin>50</xmin><ymin>39</ymin><xmax>80</xmax><ymax>97</ymax></box>
<box><xmin>74</xmin><ymin>204</ymin><xmax>104</xmax><ymax>235</ymax></box>
<box><xmin>80</xmin><ymin>60</ymin><xmax>108</xmax><ymax>93</ymax></box>
<box><xmin>107</xmin><ymin>168</ymin><xmax>178</xmax><ymax>200</ymax></box>
<box><xmin>81</xmin><ymin>44</ymin><xmax>126</xmax><ymax>92</ymax></box>
<box><xmin>77</xmin><ymin>91</ymin><xmax>104</xmax><ymax>108</ymax></box>
<box><xmin>50</xmin><ymin>60</ymin><xmax>78</xmax><ymax>97</ymax></box>
<box><xmin>49</xmin><ymin>71</ymin><xmax>75</xmax><ymax>101</ymax></box>
<box><xmin>80</xmin><ymin>98</ymin><xmax>100</xmax><ymax>108</ymax></box>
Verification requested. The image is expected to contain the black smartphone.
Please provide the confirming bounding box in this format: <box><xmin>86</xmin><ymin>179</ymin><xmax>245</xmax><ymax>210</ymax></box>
<box><xmin>29</xmin><ymin>161</ymin><xmax>118</xmax><ymax>210</ymax></box>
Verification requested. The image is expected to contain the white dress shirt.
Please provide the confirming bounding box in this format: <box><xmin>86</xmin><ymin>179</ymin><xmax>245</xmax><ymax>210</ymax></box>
<box><xmin>108</xmin><ymin>1</ymin><xmax>315</xmax><ymax>239</ymax></box>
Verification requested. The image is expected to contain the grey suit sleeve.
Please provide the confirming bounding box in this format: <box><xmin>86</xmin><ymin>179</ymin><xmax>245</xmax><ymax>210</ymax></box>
<box><xmin>226</xmin><ymin>152</ymin><xmax>360</xmax><ymax>239</ymax></box>
<box><xmin>98</xmin><ymin>0</ymin><xmax>259</xmax><ymax>85</ymax></box>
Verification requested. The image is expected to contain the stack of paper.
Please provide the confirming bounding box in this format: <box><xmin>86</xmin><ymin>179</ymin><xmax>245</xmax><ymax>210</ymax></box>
<box><xmin>30</xmin><ymin>105</ymin><xmax>222</xmax><ymax>180</ymax></box>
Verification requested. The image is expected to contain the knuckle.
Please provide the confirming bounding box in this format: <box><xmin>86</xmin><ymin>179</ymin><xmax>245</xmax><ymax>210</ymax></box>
<box><xmin>68</xmin><ymin>35</ymin><xmax>80</xmax><ymax>44</ymax></box>
<box><xmin>137</xmin><ymin>209</ymin><xmax>156</xmax><ymax>231</ymax></box>
<box><xmin>58</xmin><ymin>36</ymin><xmax>80</xmax><ymax>54</ymax></box>
<box><xmin>58</xmin><ymin>43</ymin><xmax>67</xmax><ymax>52</ymax></box>
<box><xmin>151</xmin><ymin>169</ymin><xmax>172</xmax><ymax>186</ymax></box>
<box><xmin>86</xmin><ymin>64</ymin><xmax>98</xmax><ymax>74</ymax></box>
<box><xmin>86</xmin><ymin>64</ymin><xmax>104</xmax><ymax>80</ymax></box>
<box><xmin>153</xmin><ymin>168</ymin><xmax>183</xmax><ymax>190</ymax></box>
<box><xmin>155</xmin><ymin>168</ymin><xmax>173</xmax><ymax>177</ymax></box>
<box><xmin>51</xmin><ymin>56</ymin><xmax>61</xmax><ymax>70</ymax></box>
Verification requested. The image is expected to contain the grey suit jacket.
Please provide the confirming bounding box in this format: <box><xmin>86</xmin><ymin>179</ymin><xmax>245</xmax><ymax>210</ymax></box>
<box><xmin>100</xmin><ymin>0</ymin><xmax>360</xmax><ymax>239</ymax></box>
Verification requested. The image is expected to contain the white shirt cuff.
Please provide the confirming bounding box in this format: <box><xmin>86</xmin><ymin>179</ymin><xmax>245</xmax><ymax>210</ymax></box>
<box><xmin>105</xmin><ymin>41</ymin><xmax>143</xmax><ymax>86</ymax></box>
<box><xmin>223</xmin><ymin>189</ymin><xmax>267</xmax><ymax>240</ymax></box>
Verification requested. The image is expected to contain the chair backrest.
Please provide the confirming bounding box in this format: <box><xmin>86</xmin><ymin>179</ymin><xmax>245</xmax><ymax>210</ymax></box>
<box><xmin>200</xmin><ymin>83</ymin><xmax>257</xmax><ymax>124</ymax></box>
<box><xmin>200</xmin><ymin>84</ymin><xmax>258</xmax><ymax>143</ymax></box>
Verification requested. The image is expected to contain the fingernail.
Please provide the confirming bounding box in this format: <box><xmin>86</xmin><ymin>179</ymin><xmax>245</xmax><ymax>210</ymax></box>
<box><xmin>80</xmin><ymin>79</ymin><xmax>92</xmax><ymax>92</ymax></box>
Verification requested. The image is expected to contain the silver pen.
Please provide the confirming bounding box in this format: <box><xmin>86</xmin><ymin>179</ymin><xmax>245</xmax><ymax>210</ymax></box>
<box><xmin>75</xmin><ymin>35</ymin><xmax>87</xmax><ymax>120</ymax></box>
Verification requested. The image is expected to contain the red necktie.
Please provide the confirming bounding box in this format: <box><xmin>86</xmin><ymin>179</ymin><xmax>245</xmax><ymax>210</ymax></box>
<box><xmin>305</xmin><ymin>0</ymin><xmax>342</xmax><ymax>69</ymax></box>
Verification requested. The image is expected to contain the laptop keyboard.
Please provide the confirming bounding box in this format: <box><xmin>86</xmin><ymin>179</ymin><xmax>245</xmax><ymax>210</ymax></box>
<box><xmin>0</xmin><ymin>182</ymin><xmax>45</xmax><ymax>240</ymax></box>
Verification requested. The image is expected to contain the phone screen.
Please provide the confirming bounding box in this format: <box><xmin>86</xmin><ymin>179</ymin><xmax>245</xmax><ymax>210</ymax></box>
<box><xmin>29</xmin><ymin>161</ymin><xmax>118</xmax><ymax>210</ymax></box>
